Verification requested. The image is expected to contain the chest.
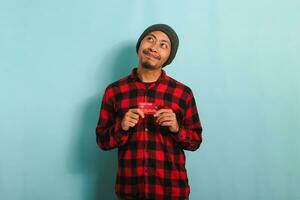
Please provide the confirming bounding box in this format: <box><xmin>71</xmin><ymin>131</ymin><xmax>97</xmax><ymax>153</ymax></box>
<box><xmin>114</xmin><ymin>84</ymin><xmax>186</xmax><ymax>120</ymax></box>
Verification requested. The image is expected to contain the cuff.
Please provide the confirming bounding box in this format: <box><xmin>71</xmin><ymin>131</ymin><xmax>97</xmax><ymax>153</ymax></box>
<box><xmin>112</xmin><ymin>120</ymin><xmax>129</xmax><ymax>145</ymax></box>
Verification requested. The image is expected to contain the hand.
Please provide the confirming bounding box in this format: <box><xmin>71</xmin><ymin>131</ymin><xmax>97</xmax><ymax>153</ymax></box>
<box><xmin>154</xmin><ymin>109</ymin><xmax>179</xmax><ymax>133</ymax></box>
<box><xmin>121</xmin><ymin>108</ymin><xmax>144</xmax><ymax>131</ymax></box>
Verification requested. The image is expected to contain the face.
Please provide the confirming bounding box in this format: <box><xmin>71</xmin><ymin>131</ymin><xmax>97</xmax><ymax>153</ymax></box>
<box><xmin>138</xmin><ymin>31</ymin><xmax>171</xmax><ymax>69</ymax></box>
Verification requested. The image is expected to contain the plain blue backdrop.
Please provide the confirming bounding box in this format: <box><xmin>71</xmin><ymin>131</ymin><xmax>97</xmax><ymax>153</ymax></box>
<box><xmin>0</xmin><ymin>0</ymin><xmax>299</xmax><ymax>199</ymax></box>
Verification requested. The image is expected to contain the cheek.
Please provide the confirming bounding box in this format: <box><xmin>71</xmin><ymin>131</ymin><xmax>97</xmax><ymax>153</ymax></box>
<box><xmin>140</xmin><ymin>40</ymin><xmax>152</xmax><ymax>50</ymax></box>
<box><xmin>138</xmin><ymin>44</ymin><xmax>149</xmax><ymax>55</ymax></box>
<box><xmin>141</xmin><ymin>43</ymin><xmax>149</xmax><ymax>49</ymax></box>
<box><xmin>161</xmin><ymin>51</ymin><xmax>171</xmax><ymax>61</ymax></box>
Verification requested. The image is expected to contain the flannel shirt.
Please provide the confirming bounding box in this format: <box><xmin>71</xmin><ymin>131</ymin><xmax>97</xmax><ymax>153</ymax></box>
<box><xmin>96</xmin><ymin>68</ymin><xmax>203</xmax><ymax>200</ymax></box>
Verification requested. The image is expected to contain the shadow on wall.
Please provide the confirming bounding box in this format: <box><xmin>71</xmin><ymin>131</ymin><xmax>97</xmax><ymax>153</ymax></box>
<box><xmin>68</xmin><ymin>42</ymin><xmax>137</xmax><ymax>200</ymax></box>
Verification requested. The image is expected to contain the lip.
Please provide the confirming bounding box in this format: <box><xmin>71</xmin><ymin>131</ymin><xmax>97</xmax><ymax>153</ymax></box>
<box><xmin>145</xmin><ymin>54</ymin><xmax>154</xmax><ymax>60</ymax></box>
<box><xmin>144</xmin><ymin>52</ymin><xmax>158</xmax><ymax>60</ymax></box>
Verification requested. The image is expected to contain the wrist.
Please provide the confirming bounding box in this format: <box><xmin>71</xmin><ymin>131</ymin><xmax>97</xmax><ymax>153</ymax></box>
<box><xmin>170</xmin><ymin>126</ymin><xmax>179</xmax><ymax>133</ymax></box>
<box><xmin>120</xmin><ymin>120</ymin><xmax>129</xmax><ymax>131</ymax></box>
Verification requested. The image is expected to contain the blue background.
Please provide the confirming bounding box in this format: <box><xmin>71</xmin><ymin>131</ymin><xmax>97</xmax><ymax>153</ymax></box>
<box><xmin>1</xmin><ymin>0</ymin><xmax>299</xmax><ymax>199</ymax></box>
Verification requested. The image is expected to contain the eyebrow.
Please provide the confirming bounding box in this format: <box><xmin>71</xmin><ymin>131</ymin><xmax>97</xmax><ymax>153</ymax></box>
<box><xmin>148</xmin><ymin>33</ymin><xmax>171</xmax><ymax>45</ymax></box>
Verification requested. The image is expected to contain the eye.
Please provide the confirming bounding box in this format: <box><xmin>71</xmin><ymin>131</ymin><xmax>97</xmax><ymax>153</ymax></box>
<box><xmin>161</xmin><ymin>43</ymin><xmax>168</xmax><ymax>49</ymax></box>
<box><xmin>147</xmin><ymin>36</ymin><xmax>154</xmax><ymax>42</ymax></box>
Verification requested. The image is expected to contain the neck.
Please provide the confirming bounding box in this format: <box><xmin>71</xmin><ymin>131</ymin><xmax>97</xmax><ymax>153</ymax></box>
<box><xmin>136</xmin><ymin>66</ymin><xmax>162</xmax><ymax>83</ymax></box>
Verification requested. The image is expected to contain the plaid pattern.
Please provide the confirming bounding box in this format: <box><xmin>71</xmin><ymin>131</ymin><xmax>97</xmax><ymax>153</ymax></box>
<box><xmin>96</xmin><ymin>68</ymin><xmax>202</xmax><ymax>200</ymax></box>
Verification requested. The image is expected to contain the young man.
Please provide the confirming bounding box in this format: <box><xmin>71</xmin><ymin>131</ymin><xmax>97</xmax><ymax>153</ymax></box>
<box><xmin>96</xmin><ymin>24</ymin><xmax>203</xmax><ymax>200</ymax></box>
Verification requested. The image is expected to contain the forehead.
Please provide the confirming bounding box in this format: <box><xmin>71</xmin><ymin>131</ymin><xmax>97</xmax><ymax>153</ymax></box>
<box><xmin>147</xmin><ymin>31</ymin><xmax>171</xmax><ymax>44</ymax></box>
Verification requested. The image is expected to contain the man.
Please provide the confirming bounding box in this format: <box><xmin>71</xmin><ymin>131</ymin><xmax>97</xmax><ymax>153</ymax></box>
<box><xmin>96</xmin><ymin>24</ymin><xmax>203</xmax><ymax>200</ymax></box>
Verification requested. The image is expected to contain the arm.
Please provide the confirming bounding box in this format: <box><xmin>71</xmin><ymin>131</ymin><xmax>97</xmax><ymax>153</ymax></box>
<box><xmin>95</xmin><ymin>86</ymin><xmax>129</xmax><ymax>150</ymax></box>
<box><xmin>170</xmin><ymin>90</ymin><xmax>203</xmax><ymax>151</ymax></box>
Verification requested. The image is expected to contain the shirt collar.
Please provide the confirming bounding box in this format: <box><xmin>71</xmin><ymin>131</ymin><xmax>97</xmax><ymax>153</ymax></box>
<box><xmin>130</xmin><ymin>67</ymin><xmax>167</xmax><ymax>84</ymax></box>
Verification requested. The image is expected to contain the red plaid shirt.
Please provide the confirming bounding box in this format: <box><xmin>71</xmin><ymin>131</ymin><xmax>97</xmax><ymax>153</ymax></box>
<box><xmin>96</xmin><ymin>68</ymin><xmax>203</xmax><ymax>200</ymax></box>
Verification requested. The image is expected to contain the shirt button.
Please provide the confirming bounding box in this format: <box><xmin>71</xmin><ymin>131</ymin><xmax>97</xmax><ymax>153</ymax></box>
<box><xmin>145</xmin><ymin>128</ymin><xmax>148</xmax><ymax>132</ymax></box>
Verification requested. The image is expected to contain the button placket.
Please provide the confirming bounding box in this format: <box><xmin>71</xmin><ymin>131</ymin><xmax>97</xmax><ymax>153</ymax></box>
<box><xmin>144</xmin><ymin>88</ymin><xmax>148</xmax><ymax>176</ymax></box>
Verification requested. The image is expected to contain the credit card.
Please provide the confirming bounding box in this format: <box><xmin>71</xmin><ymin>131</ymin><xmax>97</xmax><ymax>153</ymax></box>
<box><xmin>138</xmin><ymin>102</ymin><xmax>158</xmax><ymax>115</ymax></box>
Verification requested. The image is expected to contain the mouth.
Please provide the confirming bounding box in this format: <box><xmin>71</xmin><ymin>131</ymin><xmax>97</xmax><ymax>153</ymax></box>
<box><xmin>143</xmin><ymin>49</ymin><xmax>161</xmax><ymax>60</ymax></box>
<box><xmin>145</xmin><ymin>54</ymin><xmax>156</xmax><ymax>60</ymax></box>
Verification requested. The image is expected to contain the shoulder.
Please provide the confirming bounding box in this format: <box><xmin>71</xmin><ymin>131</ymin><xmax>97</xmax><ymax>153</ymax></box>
<box><xmin>107</xmin><ymin>74</ymin><xmax>131</xmax><ymax>89</ymax></box>
<box><xmin>103</xmin><ymin>74</ymin><xmax>131</xmax><ymax>99</ymax></box>
<box><xmin>167</xmin><ymin>75</ymin><xmax>193</xmax><ymax>95</ymax></box>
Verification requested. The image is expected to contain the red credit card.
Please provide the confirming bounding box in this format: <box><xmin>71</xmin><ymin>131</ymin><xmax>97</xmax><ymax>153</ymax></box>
<box><xmin>138</xmin><ymin>102</ymin><xmax>158</xmax><ymax>115</ymax></box>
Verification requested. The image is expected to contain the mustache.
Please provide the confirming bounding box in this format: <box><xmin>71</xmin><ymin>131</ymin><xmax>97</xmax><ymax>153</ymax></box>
<box><xmin>143</xmin><ymin>48</ymin><xmax>161</xmax><ymax>60</ymax></box>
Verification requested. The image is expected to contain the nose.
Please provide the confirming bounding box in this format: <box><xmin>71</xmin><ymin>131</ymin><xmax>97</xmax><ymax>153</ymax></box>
<box><xmin>149</xmin><ymin>42</ymin><xmax>159</xmax><ymax>52</ymax></box>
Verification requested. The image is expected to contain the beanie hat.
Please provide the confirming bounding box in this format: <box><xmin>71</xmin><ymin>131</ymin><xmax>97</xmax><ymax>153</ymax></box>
<box><xmin>136</xmin><ymin>24</ymin><xmax>179</xmax><ymax>67</ymax></box>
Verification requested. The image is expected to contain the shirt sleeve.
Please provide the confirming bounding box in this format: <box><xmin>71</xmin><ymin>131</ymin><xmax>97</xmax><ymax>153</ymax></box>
<box><xmin>170</xmin><ymin>89</ymin><xmax>203</xmax><ymax>151</ymax></box>
<box><xmin>96</xmin><ymin>86</ymin><xmax>129</xmax><ymax>150</ymax></box>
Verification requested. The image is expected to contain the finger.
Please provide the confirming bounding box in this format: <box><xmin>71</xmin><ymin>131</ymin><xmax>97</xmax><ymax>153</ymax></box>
<box><xmin>130</xmin><ymin>108</ymin><xmax>145</xmax><ymax>118</ymax></box>
<box><xmin>154</xmin><ymin>109</ymin><xmax>169</xmax><ymax>117</ymax></box>
<box><xmin>156</xmin><ymin>115</ymin><xmax>171</xmax><ymax>123</ymax></box>
<box><xmin>160</xmin><ymin>121</ymin><xmax>173</xmax><ymax>127</ymax></box>
<box><xmin>157</xmin><ymin>116</ymin><xmax>174</xmax><ymax>125</ymax></box>
<box><xmin>127</xmin><ymin>121</ymin><xmax>136</xmax><ymax>127</ymax></box>
<box><xmin>126</xmin><ymin>112</ymin><xmax>140</xmax><ymax>120</ymax></box>
<box><xmin>126</xmin><ymin>118</ymin><xmax>138</xmax><ymax>124</ymax></box>
<box><xmin>156</xmin><ymin>113</ymin><xmax>175</xmax><ymax>123</ymax></box>
<box><xmin>154</xmin><ymin>109</ymin><xmax>173</xmax><ymax>117</ymax></box>
<box><xmin>157</xmin><ymin>112</ymin><xmax>174</xmax><ymax>117</ymax></box>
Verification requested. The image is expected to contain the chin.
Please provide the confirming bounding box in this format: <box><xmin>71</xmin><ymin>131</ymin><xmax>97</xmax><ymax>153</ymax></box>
<box><xmin>141</xmin><ymin>61</ymin><xmax>158</xmax><ymax>70</ymax></box>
